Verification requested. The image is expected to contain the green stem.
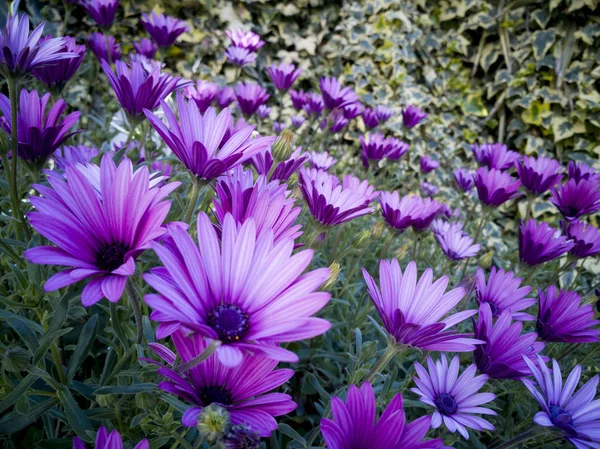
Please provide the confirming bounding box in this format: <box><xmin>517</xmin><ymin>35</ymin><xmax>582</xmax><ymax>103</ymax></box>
<box><xmin>184</xmin><ymin>178</ymin><xmax>202</xmax><ymax>224</ymax></box>
<box><xmin>379</xmin><ymin>231</ymin><xmax>394</xmax><ymax>259</ymax></box>
<box><xmin>0</xmin><ymin>238</ymin><xmax>24</xmax><ymax>266</ymax></box>
<box><xmin>473</xmin><ymin>208</ymin><xmax>491</xmax><ymax>243</ymax></box>
<box><xmin>328</xmin><ymin>226</ymin><xmax>343</xmax><ymax>264</ymax></box>
<box><xmin>492</xmin><ymin>426</ymin><xmax>549</xmax><ymax>449</ymax></box>
<box><xmin>174</xmin><ymin>340</ymin><xmax>222</xmax><ymax>373</ymax></box>
<box><xmin>412</xmin><ymin>232</ymin><xmax>421</xmax><ymax>262</ymax></box>
<box><xmin>110</xmin><ymin>301</ymin><xmax>127</xmax><ymax>349</ymax></box>
<box><xmin>523</xmin><ymin>193</ymin><xmax>534</xmax><ymax>222</ymax></box>
<box><xmin>125</xmin><ymin>278</ymin><xmax>143</xmax><ymax>344</ymax></box>
<box><xmin>51</xmin><ymin>343</ymin><xmax>67</xmax><ymax>384</ymax></box>
<box><xmin>360</xmin><ymin>343</ymin><xmax>403</xmax><ymax>386</ymax></box>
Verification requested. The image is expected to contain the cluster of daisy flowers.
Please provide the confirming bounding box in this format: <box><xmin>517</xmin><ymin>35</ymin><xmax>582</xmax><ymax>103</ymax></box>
<box><xmin>0</xmin><ymin>4</ymin><xmax>599</xmax><ymax>449</ymax></box>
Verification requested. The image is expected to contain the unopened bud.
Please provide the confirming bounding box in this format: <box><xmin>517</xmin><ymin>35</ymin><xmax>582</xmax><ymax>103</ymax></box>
<box><xmin>478</xmin><ymin>250</ymin><xmax>494</xmax><ymax>269</ymax></box>
<box><xmin>2</xmin><ymin>347</ymin><xmax>29</xmax><ymax>373</ymax></box>
<box><xmin>271</xmin><ymin>130</ymin><xmax>295</xmax><ymax>162</ymax></box>
<box><xmin>221</xmin><ymin>424</ymin><xmax>260</xmax><ymax>449</ymax></box>
<box><xmin>197</xmin><ymin>404</ymin><xmax>231</xmax><ymax>443</ymax></box>
<box><xmin>354</xmin><ymin>230</ymin><xmax>371</xmax><ymax>249</ymax></box>
<box><xmin>322</xmin><ymin>262</ymin><xmax>341</xmax><ymax>291</ymax></box>
<box><xmin>371</xmin><ymin>222</ymin><xmax>385</xmax><ymax>239</ymax></box>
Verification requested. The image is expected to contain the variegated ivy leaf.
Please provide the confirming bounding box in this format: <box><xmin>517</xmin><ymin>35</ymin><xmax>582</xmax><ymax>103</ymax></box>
<box><xmin>481</xmin><ymin>43</ymin><xmax>500</xmax><ymax>72</ymax></box>
<box><xmin>552</xmin><ymin>116</ymin><xmax>576</xmax><ymax>142</ymax></box>
<box><xmin>521</xmin><ymin>101</ymin><xmax>552</xmax><ymax>126</ymax></box>
<box><xmin>532</xmin><ymin>30</ymin><xmax>556</xmax><ymax>60</ymax></box>
<box><xmin>461</xmin><ymin>93</ymin><xmax>488</xmax><ymax>117</ymax></box>
<box><xmin>531</xmin><ymin>8</ymin><xmax>552</xmax><ymax>29</ymax></box>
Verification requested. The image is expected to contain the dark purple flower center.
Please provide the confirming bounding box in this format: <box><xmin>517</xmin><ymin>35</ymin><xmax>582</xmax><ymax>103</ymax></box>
<box><xmin>199</xmin><ymin>385</ymin><xmax>232</xmax><ymax>406</ymax></box>
<box><xmin>549</xmin><ymin>404</ymin><xmax>573</xmax><ymax>428</ymax></box>
<box><xmin>207</xmin><ymin>304</ymin><xmax>249</xmax><ymax>343</ymax></box>
<box><xmin>487</xmin><ymin>301</ymin><xmax>500</xmax><ymax>318</ymax></box>
<box><xmin>434</xmin><ymin>392</ymin><xmax>458</xmax><ymax>415</ymax></box>
<box><xmin>96</xmin><ymin>243</ymin><xmax>129</xmax><ymax>272</ymax></box>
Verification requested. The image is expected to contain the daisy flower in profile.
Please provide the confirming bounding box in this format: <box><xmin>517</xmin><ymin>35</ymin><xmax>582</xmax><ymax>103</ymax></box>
<box><xmin>475</xmin><ymin>267</ymin><xmax>534</xmax><ymax>321</ymax></box>
<box><xmin>411</xmin><ymin>355</ymin><xmax>496</xmax><ymax>440</ymax></box>
<box><xmin>256</xmin><ymin>104</ymin><xmax>271</xmax><ymax>120</ymax></box>
<box><xmin>81</xmin><ymin>0</ymin><xmax>119</xmax><ymax>28</ymax></box>
<box><xmin>308</xmin><ymin>151</ymin><xmax>336</xmax><ymax>171</ymax></box>
<box><xmin>134</xmin><ymin>38</ymin><xmax>158</xmax><ymax>58</ymax></box>
<box><xmin>474</xmin><ymin>167</ymin><xmax>521</xmax><ymax>207</ymax></box>
<box><xmin>379</xmin><ymin>193</ymin><xmax>442</xmax><ymax>233</ymax></box>
<box><xmin>148</xmin><ymin>331</ymin><xmax>297</xmax><ymax>437</ymax></box>
<box><xmin>224</xmin><ymin>46</ymin><xmax>256</xmax><ymax>67</ymax></box>
<box><xmin>252</xmin><ymin>147</ymin><xmax>307</xmax><ymax>182</ymax></box>
<box><xmin>321</xmin><ymin>382</ymin><xmax>450</xmax><ymax>449</ymax></box>
<box><xmin>362</xmin><ymin>260</ymin><xmax>481</xmax><ymax>352</ymax></box>
<box><xmin>290</xmin><ymin>90</ymin><xmax>307</xmax><ymax>110</ymax></box>
<box><xmin>298</xmin><ymin>169</ymin><xmax>376</xmax><ymax>226</ymax></box>
<box><xmin>421</xmin><ymin>182</ymin><xmax>439</xmax><ymax>197</ymax></box>
<box><xmin>73</xmin><ymin>426</ymin><xmax>148</xmax><ymax>449</ymax></box>
<box><xmin>304</xmin><ymin>92</ymin><xmax>324</xmax><ymax>117</ymax></box>
<box><xmin>568</xmin><ymin>160</ymin><xmax>600</xmax><ymax>183</ymax></box>
<box><xmin>32</xmin><ymin>36</ymin><xmax>85</xmax><ymax>93</ymax></box>
<box><xmin>454</xmin><ymin>168</ymin><xmax>474</xmax><ymax>191</ymax></box>
<box><xmin>516</xmin><ymin>155</ymin><xmax>563</xmax><ymax>195</ymax></box>
<box><xmin>432</xmin><ymin>220</ymin><xmax>480</xmax><ymax>260</ymax></box>
<box><xmin>87</xmin><ymin>33</ymin><xmax>121</xmax><ymax>62</ymax></box>
<box><xmin>536</xmin><ymin>286</ymin><xmax>600</xmax><ymax>343</ymax></box>
<box><xmin>402</xmin><ymin>105</ymin><xmax>427</xmax><ymax>128</ymax></box>
<box><xmin>550</xmin><ymin>178</ymin><xmax>600</xmax><ymax>220</ymax></box>
<box><xmin>375</xmin><ymin>105</ymin><xmax>393</xmax><ymax>123</ymax></box>
<box><xmin>184</xmin><ymin>79</ymin><xmax>220</xmax><ymax>114</ymax></box>
<box><xmin>235</xmin><ymin>83</ymin><xmax>270</xmax><ymax>116</ymax></box>
<box><xmin>143</xmin><ymin>212</ymin><xmax>330</xmax><ymax>366</ymax></box>
<box><xmin>226</xmin><ymin>29</ymin><xmax>264</xmax><ymax>51</ymax></box>
<box><xmin>473</xmin><ymin>304</ymin><xmax>545</xmax><ymax>379</ymax></box>
<box><xmin>53</xmin><ymin>144</ymin><xmax>100</xmax><ymax>170</ymax></box>
<box><xmin>342</xmin><ymin>101</ymin><xmax>364</xmax><ymax>120</ymax></box>
<box><xmin>215</xmin><ymin>86</ymin><xmax>236</xmax><ymax>109</ymax></box>
<box><xmin>362</xmin><ymin>108</ymin><xmax>379</xmax><ymax>129</ymax></box>
<box><xmin>319</xmin><ymin>77</ymin><xmax>359</xmax><ymax>110</ymax></box>
<box><xmin>24</xmin><ymin>155</ymin><xmax>179</xmax><ymax>306</ymax></box>
<box><xmin>472</xmin><ymin>143</ymin><xmax>521</xmax><ymax>171</ymax></box>
<box><xmin>563</xmin><ymin>220</ymin><xmax>600</xmax><ymax>258</ymax></box>
<box><xmin>360</xmin><ymin>133</ymin><xmax>409</xmax><ymax>168</ymax></box>
<box><xmin>519</xmin><ymin>219</ymin><xmax>574</xmax><ymax>266</ymax></box>
<box><xmin>267</xmin><ymin>62</ymin><xmax>302</xmax><ymax>91</ymax></box>
<box><xmin>522</xmin><ymin>356</ymin><xmax>600</xmax><ymax>449</ymax></box>
<box><xmin>140</xmin><ymin>12</ymin><xmax>188</xmax><ymax>47</ymax></box>
<box><xmin>291</xmin><ymin>115</ymin><xmax>305</xmax><ymax>128</ymax></box>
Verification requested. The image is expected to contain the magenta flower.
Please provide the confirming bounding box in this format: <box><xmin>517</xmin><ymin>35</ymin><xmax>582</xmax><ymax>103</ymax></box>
<box><xmin>290</xmin><ymin>90</ymin><xmax>307</xmax><ymax>110</ymax></box>
<box><xmin>432</xmin><ymin>220</ymin><xmax>480</xmax><ymax>260</ymax></box>
<box><xmin>516</xmin><ymin>155</ymin><xmax>563</xmax><ymax>195</ymax></box>
<box><xmin>273</xmin><ymin>121</ymin><xmax>286</xmax><ymax>133</ymax></box>
<box><xmin>453</xmin><ymin>168</ymin><xmax>474</xmax><ymax>191</ymax></box>
<box><xmin>402</xmin><ymin>105</ymin><xmax>427</xmax><ymax>128</ymax></box>
<box><xmin>215</xmin><ymin>86</ymin><xmax>236</xmax><ymax>109</ymax></box>
<box><xmin>213</xmin><ymin>166</ymin><xmax>302</xmax><ymax>243</ymax></box>
<box><xmin>226</xmin><ymin>29</ymin><xmax>264</xmax><ymax>52</ymax></box>
<box><xmin>145</xmin><ymin>95</ymin><xmax>274</xmax><ymax>180</ymax></box>
<box><xmin>363</xmin><ymin>260</ymin><xmax>481</xmax><ymax>352</ymax></box>
<box><xmin>73</xmin><ymin>426</ymin><xmax>148</xmax><ymax>449</ymax></box>
<box><xmin>184</xmin><ymin>79</ymin><xmax>220</xmax><ymax>114</ymax></box>
<box><xmin>0</xmin><ymin>14</ymin><xmax>79</xmax><ymax>78</ymax></box>
<box><xmin>411</xmin><ymin>355</ymin><xmax>496</xmax><ymax>439</ymax></box>
<box><xmin>360</xmin><ymin>133</ymin><xmax>409</xmax><ymax>168</ymax></box>
<box><xmin>267</xmin><ymin>62</ymin><xmax>301</xmax><ymax>91</ymax></box>
<box><xmin>321</xmin><ymin>382</ymin><xmax>450</xmax><ymax>449</ymax></box>
<box><xmin>148</xmin><ymin>331</ymin><xmax>296</xmax><ymax>436</ymax></box>
<box><xmin>420</xmin><ymin>156</ymin><xmax>439</xmax><ymax>174</ymax></box>
<box><xmin>54</xmin><ymin>144</ymin><xmax>100</xmax><ymax>170</ymax></box>
<box><xmin>379</xmin><ymin>192</ymin><xmax>442</xmax><ymax>233</ymax></box>
<box><xmin>304</xmin><ymin>92</ymin><xmax>324</xmax><ymax>117</ymax></box>
<box><xmin>32</xmin><ymin>36</ymin><xmax>85</xmax><ymax>92</ymax></box>
<box><xmin>235</xmin><ymin>83</ymin><xmax>269</xmax><ymax>116</ymax></box>
<box><xmin>0</xmin><ymin>89</ymin><xmax>80</xmax><ymax>163</ymax></box>
<box><xmin>252</xmin><ymin>147</ymin><xmax>307</xmax><ymax>182</ymax></box>
<box><xmin>475</xmin><ymin>267</ymin><xmax>534</xmax><ymax>321</ymax></box>
<box><xmin>568</xmin><ymin>160</ymin><xmax>600</xmax><ymax>183</ymax></box>
<box><xmin>298</xmin><ymin>168</ymin><xmax>376</xmax><ymax>226</ymax></box>
<box><xmin>322</xmin><ymin>108</ymin><xmax>349</xmax><ymax>133</ymax></box>
<box><xmin>522</xmin><ymin>356</ymin><xmax>600</xmax><ymax>448</ymax></box>
<box><xmin>81</xmin><ymin>0</ymin><xmax>119</xmax><ymax>28</ymax></box>
<box><xmin>519</xmin><ymin>219</ymin><xmax>574</xmax><ymax>266</ymax></box>
<box><xmin>291</xmin><ymin>115</ymin><xmax>305</xmax><ymax>128</ymax></box>
<box><xmin>472</xmin><ymin>143</ymin><xmax>521</xmax><ymax>171</ymax></box>
<box><xmin>87</xmin><ymin>33</ymin><xmax>121</xmax><ymax>62</ymax></box>
<box><xmin>362</xmin><ymin>108</ymin><xmax>379</xmax><ymax>129</ymax></box>
<box><xmin>474</xmin><ymin>167</ymin><xmax>521</xmax><ymax>206</ymax></box>
<box><xmin>536</xmin><ymin>286</ymin><xmax>600</xmax><ymax>343</ymax></box>
<box><xmin>308</xmin><ymin>151</ymin><xmax>336</xmax><ymax>171</ymax></box>
<box><xmin>563</xmin><ymin>220</ymin><xmax>600</xmax><ymax>258</ymax></box>
<box><xmin>133</xmin><ymin>38</ymin><xmax>157</xmax><ymax>58</ymax></box>
<box><xmin>473</xmin><ymin>304</ymin><xmax>545</xmax><ymax>379</ymax></box>
<box><xmin>140</xmin><ymin>12</ymin><xmax>188</xmax><ymax>47</ymax></box>
<box><xmin>319</xmin><ymin>77</ymin><xmax>359</xmax><ymax>110</ymax></box>
<box><xmin>421</xmin><ymin>182</ymin><xmax>439</xmax><ymax>196</ymax></box>
<box><xmin>144</xmin><ymin>212</ymin><xmax>330</xmax><ymax>365</ymax></box>
<box><xmin>375</xmin><ymin>105</ymin><xmax>393</xmax><ymax>122</ymax></box>
<box><xmin>257</xmin><ymin>104</ymin><xmax>271</xmax><ymax>120</ymax></box>
<box><xmin>550</xmin><ymin>178</ymin><xmax>600</xmax><ymax>220</ymax></box>
<box><xmin>342</xmin><ymin>102</ymin><xmax>364</xmax><ymax>120</ymax></box>
<box><xmin>24</xmin><ymin>156</ymin><xmax>179</xmax><ymax>306</ymax></box>
<box><xmin>224</xmin><ymin>46</ymin><xmax>256</xmax><ymax>67</ymax></box>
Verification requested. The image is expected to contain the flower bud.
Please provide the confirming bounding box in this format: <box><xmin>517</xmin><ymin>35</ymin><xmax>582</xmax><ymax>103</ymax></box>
<box><xmin>197</xmin><ymin>404</ymin><xmax>231</xmax><ymax>443</ymax></box>
<box><xmin>322</xmin><ymin>262</ymin><xmax>341</xmax><ymax>291</ymax></box>
<box><xmin>271</xmin><ymin>130</ymin><xmax>295</xmax><ymax>162</ymax></box>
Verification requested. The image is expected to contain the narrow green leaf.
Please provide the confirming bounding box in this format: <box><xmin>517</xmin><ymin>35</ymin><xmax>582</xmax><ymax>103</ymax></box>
<box><xmin>0</xmin><ymin>373</ymin><xmax>37</xmax><ymax>414</ymax></box>
<box><xmin>0</xmin><ymin>398</ymin><xmax>57</xmax><ymax>434</ymax></box>
<box><xmin>7</xmin><ymin>316</ymin><xmax>39</xmax><ymax>354</ymax></box>
<box><xmin>33</xmin><ymin>328</ymin><xmax>73</xmax><ymax>364</ymax></box>
<box><xmin>278</xmin><ymin>423</ymin><xmax>306</xmax><ymax>444</ymax></box>
<box><xmin>94</xmin><ymin>384</ymin><xmax>157</xmax><ymax>395</ymax></box>
<box><xmin>48</xmin><ymin>293</ymin><xmax>70</xmax><ymax>333</ymax></box>
<box><xmin>67</xmin><ymin>314</ymin><xmax>98</xmax><ymax>381</ymax></box>
<box><xmin>57</xmin><ymin>388</ymin><xmax>93</xmax><ymax>438</ymax></box>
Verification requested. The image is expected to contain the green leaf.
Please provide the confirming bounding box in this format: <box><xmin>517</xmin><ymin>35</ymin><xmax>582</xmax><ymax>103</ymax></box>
<box><xmin>277</xmin><ymin>423</ymin><xmax>306</xmax><ymax>445</ymax></box>
<box><xmin>521</xmin><ymin>101</ymin><xmax>551</xmax><ymax>126</ymax></box>
<box><xmin>67</xmin><ymin>314</ymin><xmax>98</xmax><ymax>381</ymax></box>
<box><xmin>532</xmin><ymin>30</ymin><xmax>555</xmax><ymax>60</ymax></box>
<box><xmin>33</xmin><ymin>328</ymin><xmax>73</xmax><ymax>364</ymax></box>
<box><xmin>48</xmin><ymin>293</ymin><xmax>70</xmax><ymax>334</ymax></box>
<box><xmin>552</xmin><ymin>116</ymin><xmax>576</xmax><ymax>142</ymax></box>
<box><xmin>481</xmin><ymin>43</ymin><xmax>500</xmax><ymax>72</ymax></box>
<box><xmin>57</xmin><ymin>388</ymin><xmax>93</xmax><ymax>438</ymax></box>
<box><xmin>0</xmin><ymin>398</ymin><xmax>57</xmax><ymax>434</ymax></box>
<box><xmin>7</xmin><ymin>316</ymin><xmax>39</xmax><ymax>354</ymax></box>
<box><xmin>0</xmin><ymin>373</ymin><xmax>37</xmax><ymax>414</ymax></box>
<box><xmin>94</xmin><ymin>384</ymin><xmax>157</xmax><ymax>395</ymax></box>
<box><xmin>461</xmin><ymin>93</ymin><xmax>488</xmax><ymax>117</ymax></box>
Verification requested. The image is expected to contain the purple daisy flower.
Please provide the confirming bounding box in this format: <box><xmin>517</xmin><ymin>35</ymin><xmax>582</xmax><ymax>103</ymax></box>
<box><xmin>143</xmin><ymin>212</ymin><xmax>331</xmax><ymax>365</ymax></box>
<box><xmin>319</xmin><ymin>77</ymin><xmax>359</xmax><ymax>110</ymax></box>
<box><xmin>402</xmin><ymin>105</ymin><xmax>427</xmax><ymax>128</ymax></box>
<box><xmin>308</xmin><ymin>151</ymin><xmax>336</xmax><ymax>171</ymax></box>
<box><xmin>516</xmin><ymin>155</ymin><xmax>563</xmax><ymax>195</ymax></box>
<box><xmin>226</xmin><ymin>29</ymin><xmax>264</xmax><ymax>52</ymax></box>
<box><xmin>0</xmin><ymin>14</ymin><xmax>79</xmax><ymax>78</ymax></box>
<box><xmin>87</xmin><ymin>33</ymin><xmax>121</xmax><ymax>62</ymax></box>
<box><xmin>235</xmin><ymin>83</ymin><xmax>270</xmax><ymax>116</ymax></box>
<box><xmin>140</xmin><ymin>12</ymin><xmax>188</xmax><ymax>47</ymax></box>
<box><xmin>360</xmin><ymin>133</ymin><xmax>409</xmax><ymax>168</ymax></box>
<box><xmin>215</xmin><ymin>86</ymin><xmax>236</xmax><ymax>109</ymax></box>
<box><xmin>342</xmin><ymin>102</ymin><xmax>364</xmax><ymax>120</ymax></box>
<box><xmin>563</xmin><ymin>220</ymin><xmax>600</xmax><ymax>258</ymax></box>
<box><xmin>362</xmin><ymin>108</ymin><xmax>379</xmax><ymax>129</ymax></box>
<box><xmin>519</xmin><ymin>219</ymin><xmax>574</xmax><ymax>266</ymax></box>
<box><xmin>475</xmin><ymin>267</ymin><xmax>534</xmax><ymax>321</ymax></box>
<box><xmin>321</xmin><ymin>382</ymin><xmax>450</xmax><ymax>449</ymax></box>
<box><xmin>473</xmin><ymin>304</ymin><xmax>545</xmax><ymax>379</ymax></box>
<box><xmin>289</xmin><ymin>90</ymin><xmax>307</xmax><ymax>111</ymax></box>
<box><xmin>453</xmin><ymin>168</ymin><xmax>474</xmax><ymax>191</ymax></box>
<box><xmin>256</xmin><ymin>104</ymin><xmax>271</xmax><ymax>120</ymax></box>
<box><xmin>53</xmin><ymin>144</ymin><xmax>100</xmax><ymax>170</ymax></box>
<box><xmin>149</xmin><ymin>331</ymin><xmax>297</xmax><ymax>436</ymax></box>
<box><xmin>421</xmin><ymin>182</ymin><xmax>439</xmax><ymax>197</ymax></box>
<box><xmin>375</xmin><ymin>105</ymin><xmax>393</xmax><ymax>123</ymax></box>
<box><xmin>133</xmin><ymin>38</ymin><xmax>158</xmax><ymax>58</ymax></box>
<box><xmin>411</xmin><ymin>355</ymin><xmax>496</xmax><ymax>440</ymax></box>
<box><xmin>304</xmin><ymin>92</ymin><xmax>324</xmax><ymax>117</ymax></box>
<box><xmin>213</xmin><ymin>166</ymin><xmax>302</xmax><ymax>243</ymax></box>
<box><xmin>224</xmin><ymin>46</ymin><xmax>256</xmax><ymax>67</ymax></box>
<box><xmin>102</xmin><ymin>59</ymin><xmax>190</xmax><ymax>119</ymax></box>
<box><xmin>291</xmin><ymin>115</ymin><xmax>305</xmax><ymax>128</ymax></box>
<box><xmin>322</xmin><ymin>109</ymin><xmax>349</xmax><ymax>133</ymax></box>
<box><xmin>252</xmin><ymin>147</ymin><xmax>307</xmax><ymax>182</ymax></box>
<box><xmin>420</xmin><ymin>156</ymin><xmax>439</xmax><ymax>174</ymax></box>
<box><xmin>273</xmin><ymin>121</ymin><xmax>286</xmax><ymax>133</ymax></box>
<box><xmin>151</xmin><ymin>160</ymin><xmax>172</xmax><ymax>178</ymax></box>
<box><xmin>550</xmin><ymin>177</ymin><xmax>600</xmax><ymax>220</ymax></box>
<box><xmin>0</xmin><ymin>89</ymin><xmax>80</xmax><ymax>163</ymax></box>
<box><xmin>474</xmin><ymin>167</ymin><xmax>521</xmax><ymax>207</ymax></box>
<box><xmin>81</xmin><ymin>0</ymin><xmax>119</xmax><ymax>28</ymax></box>
<box><xmin>267</xmin><ymin>62</ymin><xmax>301</xmax><ymax>91</ymax></box>
<box><xmin>145</xmin><ymin>95</ymin><xmax>274</xmax><ymax>180</ymax></box>
<box><xmin>363</xmin><ymin>260</ymin><xmax>481</xmax><ymax>352</ymax></box>
<box><xmin>568</xmin><ymin>160</ymin><xmax>600</xmax><ymax>183</ymax></box>
<box><xmin>536</xmin><ymin>286</ymin><xmax>600</xmax><ymax>343</ymax></box>
<box><xmin>432</xmin><ymin>220</ymin><xmax>480</xmax><ymax>260</ymax></box>
<box><xmin>32</xmin><ymin>36</ymin><xmax>85</xmax><ymax>92</ymax></box>
<box><xmin>24</xmin><ymin>155</ymin><xmax>179</xmax><ymax>306</ymax></box>
<box><xmin>522</xmin><ymin>356</ymin><xmax>600</xmax><ymax>449</ymax></box>
<box><xmin>73</xmin><ymin>426</ymin><xmax>148</xmax><ymax>449</ymax></box>
<box><xmin>298</xmin><ymin>169</ymin><xmax>376</xmax><ymax>226</ymax></box>
<box><xmin>184</xmin><ymin>79</ymin><xmax>220</xmax><ymax>114</ymax></box>
<box><xmin>379</xmin><ymin>192</ymin><xmax>443</xmax><ymax>233</ymax></box>
<box><xmin>472</xmin><ymin>143</ymin><xmax>521</xmax><ymax>171</ymax></box>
